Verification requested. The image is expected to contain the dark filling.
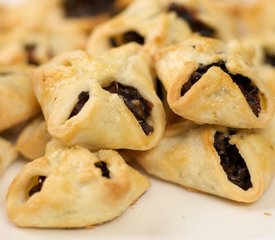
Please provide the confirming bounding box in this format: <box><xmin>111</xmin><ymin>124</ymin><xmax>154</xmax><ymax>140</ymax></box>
<box><xmin>104</xmin><ymin>81</ymin><xmax>154</xmax><ymax>135</ymax></box>
<box><xmin>69</xmin><ymin>91</ymin><xmax>90</xmax><ymax>119</ymax></box>
<box><xmin>168</xmin><ymin>3</ymin><xmax>216</xmax><ymax>37</ymax></box>
<box><xmin>109</xmin><ymin>31</ymin><xmax>145</xmax><ymax>48</ymax></box>
<box><xmin>24</xmin><ymin>43</ymin><xmax>39</xmax><ymax>66</ymax></box>
<box><xmin>181</xmin><ymin>61</ymin><xmax>261</xmax><ymax>117</ymax></box>
<box><xmin>214</xmin><ymin>131</ymin><xmax>252</xmax><ymax>190</ymax></box>
<box><xmin>28</xmin><ymin>176</ymin><xmax>47</xmax><ymax>197</ymax></box>
<box><xmin>0</xmin><ymin>71</ymin><xmax>13</xmax><ymax>76</ymax></box>
<box><xmin>63</xmin><ymin>0</ymin><xmax>115</xmax><ymax>18</ymax></box>
<box><xmin>95</xmin><ymin>161</ymin><xmax>110</xmax><ymax>178</ymax></box>
<box><xmin>156</xmin><ymin>77</ymin><xmax>164</xmax><ymax>100</ymax></box>
<box><xmin>264</xmin><ymin>49</ymin><xmax>275</xmax><ymax>67</ymax></box>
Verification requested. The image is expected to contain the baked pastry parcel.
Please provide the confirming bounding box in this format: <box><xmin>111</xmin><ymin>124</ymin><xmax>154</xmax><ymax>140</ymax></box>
<box><xmin>87</xmin><ymin>0</ymin><xmax>191</xmax><ymax>55</ymax></box>
<box><xmin>0</xmin><ymin>30</ymin><xmax>51</xmax><ymax>66</ymax></box>
<box><xmin>155</xmin><ymin>36</ymin><xmax>274</xmax><ymax>128</ymax></box>
<box><xmin>6</xmin><ymin>140</ymin><xmax>150</xmax><ymax>228</ymax></box>
<box><xmin>16</xmin><ymin>115</ymin><xmax>51</xmax><ymax>160</ymax></box>
<box><xmin>32</xmin><ymin>43</ymin><xmax>166</xmax><ymax>150</ymax></box>
<box><xmin>0</xmin><ymin>137</ymin><xmax>18</xmax><ymax>176</ymax></box>
<box><xmin>134</xmin><ymin>123</ymin><xmax>275</xmax><ymax>203</ymax></box>
<box><xmin>0</xmin><ymin>65</ymin><xmax>40</xmax><ymax>132</ymax></box>
<box><xmin>0</xmin><ymin>25</ymin><xmax>87</xmax><ymax>66</ymax></box>
<box><xmin>0</xmin><ymin>0</ymin><xmax>132</xmax><ymax>33</ymax></box>
<box><xmin>0</xmin><ymin>0</ymin><xmax>133</xmax><ymax>65</ymax></box>
<box><xmin>87</xmin><ymin>0</ymin><xmax>236</xmax><ymax>55</ymax></box>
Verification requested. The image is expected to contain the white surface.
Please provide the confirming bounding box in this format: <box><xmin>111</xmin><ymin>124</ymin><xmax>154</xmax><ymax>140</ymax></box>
<box><xmin>1</xmin><ymin>159</ymin><xmax>275</xmax><ymax>240</ymax></box>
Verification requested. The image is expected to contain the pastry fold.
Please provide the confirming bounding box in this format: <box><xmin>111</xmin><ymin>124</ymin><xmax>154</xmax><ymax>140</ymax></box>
<box><xmin>6</xmin><ymin>140</ymin><xmax>150</xmax><ymax>228</ymax></box>
<box><xmin>134</xmin><ymin>124</ymin><xmax>275</xmax><ymax>203</ymax></box>
<box><xmin>32</xmin><ymin>43</ymin><xmax>165</xmax><ymax>150</ymax></box>
<box><xmin>155</xmin><ymin>36</ymin><xmax>274</xmax><ymax>128</ymax></box>
<box><xmin>0</xmin><ymin>66</ymin><xmax>40</xmax><ymax>132</ymax></box>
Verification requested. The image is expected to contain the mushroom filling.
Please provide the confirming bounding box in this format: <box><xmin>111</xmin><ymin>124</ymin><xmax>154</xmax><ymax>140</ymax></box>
<box><xmin>109</xmin><ymin>31</ymin><xmax>145</xmax><ymax>48</ymax></box>
<box><xmin>104</xmin><ymin>81</ymin><xmax>154</xmax><ymax>135</ymax></box>
<box><xmin>95</xmin><ymin>161</ymin><xmax>110</xmax><ymax>178</ymax></box>
<box><xmin>214</xmin><ymin>131</ymin><xmax>252</xmax><ymax>190</ymax></box>
<box><xmin>69</xmin><ymin>91</ymin><xmax>90</xmax><ymax>119</ymax></box>
<box><xmin>156</xmin><ymin>77</ymin><xmax>164</xmax><ymax>100</ymax></box>
<box><xmin>180</xmin><ymin>61</ymin><xmax>261</xmax><ymax>117</ymax></box>
<box><xmin>28</xmin><ymin>176</ymin><xmax>47</xmax><ymax>197</ymax></box>
<box><xmin>264</xmin><ymin>49</ymin><xmax>275</xmax><ymax>67</ymax></box>
<box><xmin>168</xmin><ymin>3</ymin><xmax>216</xmax><ymax>37</ymax></box>
<box><xmin>24</xmin><ymin>43</ymin><xmax>39</xmax><ymax>66</ymax></box>
<box><xmin>63</xmin><ymin>0</ymin><xmax>116</xmax><ymax>18</ymax></box>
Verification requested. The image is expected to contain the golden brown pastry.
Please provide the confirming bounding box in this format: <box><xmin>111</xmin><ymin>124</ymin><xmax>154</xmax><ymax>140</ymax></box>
<box><xmin>6</xmin><ymin>140</ymin><xmax>150</xmax><ymax>228</ymax></box>
<box><xmin>32</xmin><ymin>43</ymin><xmax>166</xmax><ymax>150</ymax></box>
<box><xmin>0</xmin><ymin>137</ymin><xmax>18</xmax><ymax>176</ymax></box>
<box><xmin>155</xmin><ymin>36</ymin><xmax>274</xmax><ymax>128</ymax></box>
<box><xmin>87</xmin><ymin>0</ymin><xmax>191</xmax><ymax>55</ymax></box>
<box><xmin>134</xmin><ymin>124</ymin><xmax>275</xmax><ymax>203</ymax></box>
<box><xmin>16</xmin><ymin>115</ymin><xmax>51</xmax><ymax>160</ymax></box>
<box><xmin>0</xmin><ymin>0</ymin><xmax>132</xmax><ymax>33</ymax></box>
<box><xmin>0</xmin><ymin>65</ymin><xmax>40</xmax><ymax>132</ymax></box>
<box><xmin>0</xmin><ymin>0</ymin><xmax>133</xmax><ymax>66</ymax></box>
<box><xmin>87</xmin><ymin>0</ymin><xmax>237</xmax><ymax>55</ymax></box>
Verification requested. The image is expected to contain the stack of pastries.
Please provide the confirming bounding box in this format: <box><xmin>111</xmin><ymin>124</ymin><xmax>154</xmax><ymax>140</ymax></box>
<box><xmin>1</xmin><ymin>0</ymin><xmax>275</xmax><ymax>229</ymax></box>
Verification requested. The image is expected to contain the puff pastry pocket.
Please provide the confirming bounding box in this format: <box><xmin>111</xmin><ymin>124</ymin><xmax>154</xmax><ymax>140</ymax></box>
<box><xmin>155</xmin><ymin>36</ymin><xmax>274</xmax><ymax>128</ymax></box>
<box><xmin>0</xmin><ymin>137</ymin><xmax>18</xmax><ymax>176</ymax></box>
<box><xmin>0</xmin><ymin>66</ymin><xmax>40</xmax><ymax>132</ymax></box>
<box><xmin>6</xmin><ymin>140</ymin><xmax>150</xmax><ymax>228</ymax></box>
<box><xmin>32</xmin><ymin>43</ymin><xmax>165</xmax><ymax>150</ymax></box>
<box><xmin>87</xmin><ymin>0</ymin><xmax>192</xmax><ymax>55</ymax></box>
<box><xmin>134</xmin><ymin>125</ymin><xmax>275</xmax><ymax>203</ymax></box>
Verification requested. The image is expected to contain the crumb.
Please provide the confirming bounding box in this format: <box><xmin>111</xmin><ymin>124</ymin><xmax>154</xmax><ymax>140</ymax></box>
<box><xmin>264</xmin><ymin>212</ymin><xmax>272</xmax><ymax>216</ymax></box>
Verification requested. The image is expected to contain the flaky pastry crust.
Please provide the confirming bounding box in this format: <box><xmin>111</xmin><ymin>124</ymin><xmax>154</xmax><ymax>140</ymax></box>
<box><xmin>134</xmin><ymin>124</ymin><xmax>275</xmax><ymax>203</ymax></box>
<box><xmin>7</xmin><ymin>140</ymin><xmax>150</xmax><ymax>228</ymax></box>
<box><xmin>155</xmin><ymin>36</ymin><xmax>274</xmax><ymax>128</ymax></box>
<box><xmin>32</xmin><ymin>43</ymin><xmax>165</xmax><ymax>150</ymax></box>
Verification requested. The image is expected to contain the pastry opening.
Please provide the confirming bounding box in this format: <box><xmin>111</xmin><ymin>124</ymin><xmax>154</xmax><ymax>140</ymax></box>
<box><xmin>156</xmin><ymin>77</ymin><xmax>164</xmax><ymax>100</ymax></box>
<box><xmin>24</xmin><ymin>43</ymin><xmax>39</xmax><ymax>66</ymax></box>
<box><xmin>109</xmin><ymin>31</ymin><xmax>145</xmax><ymax>48</ymax></box>
<box><xmin>214</xmin><ymin>131</ymin><xmax>252</xmax><ymax>191</ymax></box>
<box><xmin>104</xmin><ymin>81</ymin><xmax>154</xmax><ymax>135</ymax></box>
<box><xmin>68</xmin><ymin>91</ymin><xmax>90</xmax><ymax>119</ymax></box>
<box><xmin>263</xmin><ymin>49</ymin><xmax>275</xmax><ymax>67</ymax></box>
<box><xmin>94</xmin><ymin>161</ymin><xmax>110</xmax><ymax>178</ymax></box>
<box><xmin>28</xmin><ymin>176</ymin><xmax>47</xmax><ymax>197</ymax></box>
<box><xmin>168</xmin><ymin>3</ymin><xmax>216</xmax><ymax>37</ymax></box>
<box><xmin>180</xmin><ymin>61</ymin><xmax>261</xmax><ymax>117</ymax></box>
<box><xmin>63</xmin><ymin>0</ymin><xmax>116</xmax><ymax>18</ymax></box>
